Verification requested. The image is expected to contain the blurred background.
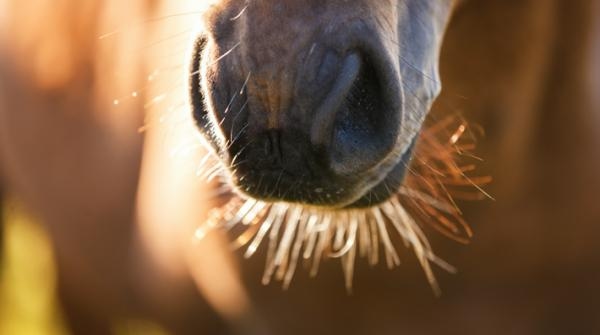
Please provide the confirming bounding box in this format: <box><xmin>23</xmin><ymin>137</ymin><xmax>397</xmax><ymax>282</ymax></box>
<box><xmin>1</xmin><ymin>0</ymin><xmax>600</xmax><ymax>334</ymax></box>
<box><xmin>0</xmin><ymin>0</ymin><xmax>235</xmax><ymax>334</ymax></box>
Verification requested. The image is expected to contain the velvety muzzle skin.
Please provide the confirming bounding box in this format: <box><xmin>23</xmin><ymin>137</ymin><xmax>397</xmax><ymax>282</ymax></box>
<box><xmin>191</xmin><ymin>0</ymin><xmax>454</xmax><ymax>208</ymax></box>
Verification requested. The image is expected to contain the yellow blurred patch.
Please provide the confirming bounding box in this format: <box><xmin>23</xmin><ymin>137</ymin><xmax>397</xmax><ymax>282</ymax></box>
<box><xmin>113</xmin><ymin>320</ymin><xmax>170</xmax><ymax>335</ymax></box>
<box><xmin>0</xmin><ymin>201</ymin><xmax>68</xmax><ymax>335</ymax></box>
<box><xmin>0</xmin><ymin>202</ymin><xmax>172</xmax><ymax>335</ymax></box>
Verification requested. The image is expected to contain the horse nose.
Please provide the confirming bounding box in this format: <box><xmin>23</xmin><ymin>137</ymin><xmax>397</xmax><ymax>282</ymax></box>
<box><xmin>310</xmin><ymin>52</ymin><xmax>399</xmax><ymax>176</ymax></box>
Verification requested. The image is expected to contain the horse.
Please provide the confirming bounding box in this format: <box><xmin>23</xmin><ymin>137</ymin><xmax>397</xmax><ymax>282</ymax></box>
<box><xmin>1</xmin><ymin>0</ymin><xmax>599</xmax><ymax>334</ymax></box>
<box><xmin>193</xmin><ymin>0</ymin><xmax>600</xmax><ymax>334</ymax></box>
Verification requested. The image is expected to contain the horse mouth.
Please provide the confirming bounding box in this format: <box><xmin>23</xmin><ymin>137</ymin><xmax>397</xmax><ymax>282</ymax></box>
<box><xmin>190</xmin><ymin>35</ymin><xmax>484</xmax><ymax>292</ymax></box>
<box><xmin>187</xmin><ymin>2</ymin><xmax>486</xmax><ymax>292</ymax></box>
<box><xmin>192</xmin><ymin>114</ymin><xmax>481</xmax><ymax>292</ymax></box>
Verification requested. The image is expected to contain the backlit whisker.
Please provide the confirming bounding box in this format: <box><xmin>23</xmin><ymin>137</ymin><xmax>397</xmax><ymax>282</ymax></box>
<box><xmin>302</xmin><ymin>214</ymin><xmax>321</xmax><ymax>260</ymax></box>
<box><xmin>310</xmin><ymin>212</ymin><xmax>332</xmax><ymax>277</ymax></box>
<box><xmin>283</xmin><ymin>211</ymin><xmax>309</xmax><ymax>289</ymax></box>
<box><xmin>273</xmin><ymin>206</ymin><xmax>302</xmax><ymax>267</ymax></box>
<box><xmin>244</xmin><ymin>204</ymin><xmax>277</xmax><ymax>258</ymax></box>
<box><xmin>195</xmin><ymin>117</ymin><xmax>489</xmax><ymax>293</ymax></box>
<box><xmin>262</xmin><ymin>204</ymin><xmax>286</xmax><ymax>285</ymax></box>
<box><xmin>330</xmin><ymin>212</ymin><xmax>357</xmax><ymax>258</ymax></box>
<box><xmin>210</xmin><ymin>41</ymin><xmax>241</xmax><ymax>66</ymax></box>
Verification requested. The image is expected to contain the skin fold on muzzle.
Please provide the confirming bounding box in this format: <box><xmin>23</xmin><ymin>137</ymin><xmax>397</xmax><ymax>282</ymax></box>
<box><xmin>191</xmin><ymin>0</ymin><xmax>454</xmax><ymax>208</ymax></box>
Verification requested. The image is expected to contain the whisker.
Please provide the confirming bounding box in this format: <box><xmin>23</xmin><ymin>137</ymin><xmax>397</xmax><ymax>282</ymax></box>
<box><xmin>230</xmin><ymin>4</ymin><xmax>249</xmax><ymax>21</ymax></box>
<box><xmin>210</xmin><ymin>41</ymin><xmax>241</xmax><ymax>66</ymax></box>
<box><xmin>194</xmin><ymin>115</ymin><xmax>489</xmax><ymax>294</ymax></box>
<box><xmin>99</xmin><ymin>11</ymin><xmax>204</xmax><ymax>40</ymax></box>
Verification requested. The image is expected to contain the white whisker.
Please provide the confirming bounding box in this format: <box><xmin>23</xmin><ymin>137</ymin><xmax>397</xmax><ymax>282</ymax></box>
<box><xmin>330</xmin><ymin>212</ymin><xmax>357</xmax><ymax>258</ymax></box>
<box><xmin>210</xmin><ymin>41</ymin><xmax>241</xmax><ymax>66</ymax></box>
<box><xmin>244</xmin><ymin>204</ymin><xmax>277</xmax><ymax>258</ymax></box>
<box><xmin>192</xmin><ymin>117</ymin><xmax>488</xmax><ymax>294</ymax></box>
<box><xmin>302</xmin><ymin>213</ymin><xmax>320</xmax><ymax>260</ymax></box>
<box><xmin>283</xmin><ymin>211</ymin><xmax>308</xmax><ymax>289</ymax></box>
<box><xmin>262</xmin><ymin>204</ymin><xmax>286</xmax><ymax>285</ymax></box>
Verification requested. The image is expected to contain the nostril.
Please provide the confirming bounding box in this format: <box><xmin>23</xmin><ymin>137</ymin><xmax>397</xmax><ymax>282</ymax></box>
<box><xmin>331</xmin><ymin>55</ymin><xmax>394</xmax><ymax>175</ymax></box>
<box><xmin>310</xmin><ymin>52</ymin><xmax>362</xmax><ymax>147</ymax></box>
<box><xmin>310</xmin><ymin>52</ymin><xmax>399</xmax><ymax>176</ymax></box>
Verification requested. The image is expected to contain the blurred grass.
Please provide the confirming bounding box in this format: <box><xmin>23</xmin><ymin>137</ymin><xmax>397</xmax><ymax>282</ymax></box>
<box><xmin>0</xmin><ymin>201</ymin><xmax>68</xmax><ymax>335</ymax></box>
<box><xmin>0</xmin><ymin>201</ymin><xmax>170</xmax><ymax>335</ymax></box>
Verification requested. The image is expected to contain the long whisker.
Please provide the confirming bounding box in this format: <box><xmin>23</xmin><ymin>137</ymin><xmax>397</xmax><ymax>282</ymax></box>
<box><xmin>194</xmin><ymin>109</ymin><xmax>489</xmax><ymax>294</ymax></box>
